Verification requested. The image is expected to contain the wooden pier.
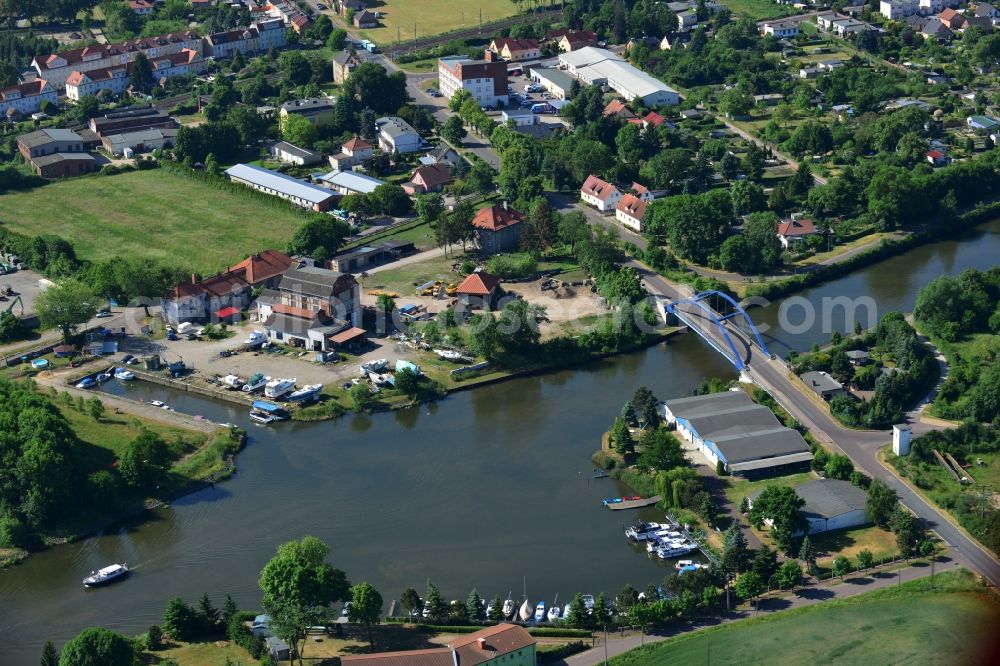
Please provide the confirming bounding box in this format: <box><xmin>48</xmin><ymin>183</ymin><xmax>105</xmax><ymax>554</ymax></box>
<box><xmin>607</xmin><ymin>495</ymin><xmax>662</xmax><ymax>510</ymax></box>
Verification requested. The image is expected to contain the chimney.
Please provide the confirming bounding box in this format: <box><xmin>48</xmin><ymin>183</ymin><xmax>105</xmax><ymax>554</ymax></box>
<box><xmin>477</xmin><ymin>638</ymin><xmax>486</xmax><ymax>650</ymax></box>
<box><xmin>191</xmin><ymin>273</ymin><xmax>198</xmax><ymax>284</ymax></box>
<box><xmin>502</xmin><ymin>200</ymin><xmax>508</xmax><ymax>211</ymax></box>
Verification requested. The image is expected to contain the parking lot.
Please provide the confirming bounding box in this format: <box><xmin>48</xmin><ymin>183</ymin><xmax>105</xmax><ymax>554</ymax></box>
<box><xmin>0</xmin><ymin>268</ymin><xmax>50</xmax><ymax>317</ymax></box>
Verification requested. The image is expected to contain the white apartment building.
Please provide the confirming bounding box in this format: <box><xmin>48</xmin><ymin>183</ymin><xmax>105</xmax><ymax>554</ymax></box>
<box><xmin>437</xmin><ymin>56</ymin><xmax>509</xmax><ymax>108</ymax></box>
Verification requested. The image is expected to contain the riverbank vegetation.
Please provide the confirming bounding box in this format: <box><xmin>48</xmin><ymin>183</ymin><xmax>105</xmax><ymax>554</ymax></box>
<box><xmin>888</xmin><ymin>423</ymin><xmax>1000</xmax><ymax>555</ymax></box>
<box><xmin>914</xmin><ymin>268</ymin><xmax>1000</xmax><ymax>423</ymax></box>
<box><xmin>608</xmin><ymin>569</ymin><xmax>998</xmax><ymax>666</ymax></box>
<box><xmin>792</xmin><ymin>312</ymin><xmax>938</xmax><ymax>429</ymax></box>
<box><xmin>0</xmin><ymin>379</ymin><xmax>243</xmax><ymax>559</ymax></box>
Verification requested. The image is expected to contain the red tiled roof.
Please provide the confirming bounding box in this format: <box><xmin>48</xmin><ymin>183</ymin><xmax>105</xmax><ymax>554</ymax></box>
<box><xmin>270</xmin><ymin>303</ymin><xmax>317</xmax><ymax>319</ymax></box>
<box><xmin>581</xmin><ymin>174</ymin><xmax>619</xmax><ymax>202</ymax></box>
<box><xmin>442</xmin><ymin>59</ymin><xmax>508</xmax><ymax>97</ymax></box>
<box><xmin>643</xmin><ymin>111</ymin><xmax>666</xmax><ymax>126</ymax></box>
<box><xmin>777</xmin><ymin>218</ymin><xmax>817</xmax><ymax>236</ymax></box>
<box><xmin>329</xmin><ymin>326</ymin><xmax>366</xmax><ymax>343</ymax></box>
<box><xmin>412</xmin><ymin>163</ymin><xmax>454</xmax><ymax>189</ymax></box>
<box><xmin>492</xmin><ymin>37</ymin><xmax>540</xmax><ymax>53</ymax></box>
<box><xmin>343</xmin><ymin>136</ymin><xmax>370</xmax><ymax>152</ymax></box>
<box><xmin>340</xmin><ymin>647</ymin><xmax>453</xmax><ymax>666</ymax></box>
<box><xmin>472</xmin><ymin>203</ymin><xmax>524</xmax><ymax>232</ymax></box>
<box><xmin>456</xmin><ymin>272</ymin><xmax>501</xmax><ymax>296</ymax></box>
<box><xmin>603</xmin><ymin>99</ymin><xmax>634</xmax><ymax>118</ymax></box>
<box><xmin>0</xmin><ymin>79</ymin><xmax>51</xmax><ymax>100</ymax></box>
<box><xmin>617</xmin><ymin>193</ymin><xmax>648</xmax><ymax>221</ymax></box>
<box><xmin>631</xmin><ymin>182</ymin><xmax>649</xmax><ymax>196</ymax></box>
<box><xmin>34</xmin><ymin>30</ymin><xmax>199</xmax><ymax>71</ymax></box>
<box><xmin>559</xmin><ymin>30</ymin><xmax>598</xmax><ymax>46</ymax></box>
<box><xmin>215</xmin><ymin>306</ymin><xmax>240</xmax><ymax>318</ymax></box>
<box><xmin>341</xmin><ymin>624</ymin><xmax>533</xmax><ymax>666</ymax></box>
<box><xmin>228</xmin><ymin>249</ymin><xmax>293</xmax><ymax>284</ymax></box>
<box><xmin>926</xmin><ymin>149</ymin><xmax>945</xmax><ymax>159</ymax></box>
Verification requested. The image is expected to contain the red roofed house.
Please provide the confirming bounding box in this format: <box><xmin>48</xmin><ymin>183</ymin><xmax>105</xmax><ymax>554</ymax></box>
<box><xmin>473</xmin><ymin>202</ymin><xmax>524</xmax><ymax>253</ymax></box>
<box><xmin>776</xmin><ymin>216</ymin><xmax>819</xmax><ymax>248</ymax></box>
<box><xmin>328</xmin><ymin>135</ymin><xmax>373</xmax><ymax>171</ymax></box>
<box><xmin>580</xmin><ymin>174</ymin><xmax>622</xmax><ymax>212</ymax></box>
<box><xmin>455</xmin><ymin>271</ymin><xmax>503</xmax><ymax>310</ymax></box>
<box><xmin>938</xmin><ymin>8</ymin><xmax>968</xmax><ymax>30</ymax></box>
<box><xmin>161</xmin><ymin>250</ymin><xmax>293</xmax><ymax>325</ymax></box>
<box><xmin>488</xmin><ymin>37</ymin><xmax>541</xmax><ymax>61</ymax></box>
<box><xmin>603</xmin><ymin>98</ymin><xmax>635</xmax><ymax>119</ymax></box>
<box><xmin>642</xmin><ymin>111</ymin><xmax>667</xmax><ymax>128</ymax></box>
<box><xmin>0</xmin><ymin>79</ymin><xmax>58</xmax><ymax>119</ymax></box>
<box><xmin>926</xmin><ymin>149</ymin><xmax>950</xmax><ymax>167</ymax></box>
<box><xmin>65</xmin><ymin>48</ymin><xmax>204</xmax><ymax>101</ymax></box>
<box><xmin>129</xmin><ymin>0</ymin><xmax>154</xmax><ymax>14</ymax></box>
<box><xmin>402</xmin><ymin>163</ymin><xmax>454</xmax><ymax>195</ymax></box>
<box><xmin>616</xmin><ymin>193</ymin><xmax>648</xmax><ymax>232</ymax></box>
<box><xmin>558</xmin><ymin>30</ymin><xmax>598</xmax><ymax>52</ymax></box>
<box><xmin>341</xmin><ymin>623</ymin><xmax>536</xmax><ymax>666</ymax></box>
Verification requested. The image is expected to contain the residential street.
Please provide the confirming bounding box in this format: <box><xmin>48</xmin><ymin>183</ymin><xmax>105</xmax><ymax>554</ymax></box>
<box><xmin>561</xmin><ymin>555</ymin><xmax>962</xmax><ymax>665</ymax></box>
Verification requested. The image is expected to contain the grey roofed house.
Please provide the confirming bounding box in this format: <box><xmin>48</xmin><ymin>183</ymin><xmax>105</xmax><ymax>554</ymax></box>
<box><xmin>31</xmin><ymin>152</ymin><xmax>96</xmax><ymax>167</ymax></box>
<box><xmin>270</xmin><ymin>140</ymin><xmax>321</xmax><ymax>164</ymax></box>
<box><xmin>845</xmin><ymin>349</ymin><xmax>871</xmax><ymax>363</ymax></box>
<box><xmin>662</xmin><ymin>391</ymin><xmax>813</xmax><ymax>475</ymax></box>
<box><xmin>278</xmin><ymin>265</ymin><xmax>353</xmax><ymax>297</ymax></box>
<box><xmin>17</xmin><ymin>127</ymin><xmax>84</xmax><ymax>148</ymax></box>
<box><xmin>905</xmin><ymin>14</ymin><xmax>929</xmax><ymax>30</ymax></box>
<box><xmin>921</xmin><ymin>19</ymin><xmax>953</xmax><ymax>41</ymax></box>
<box><xmin>279</xmin><ymin>97</ymin><xmax>334</xmax><ymax>114</ymax></box>
<box><xmin>749</xmin><ymin>478</ymin><xmax>870</xmax><ymax>534</ymax></box>
<box><xmin>800</xmin><ymin>370</ymin><xmax>846</xmax><ymax>399</ymax></box>
<box><xmin>425</xmin><ymin>145</ymin><xmax>460</xmax><ymax>167</ymax></box>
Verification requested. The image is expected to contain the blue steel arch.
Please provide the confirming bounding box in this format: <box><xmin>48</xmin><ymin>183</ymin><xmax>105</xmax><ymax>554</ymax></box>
<box><xmin>665</xmin><ymin>290</ymin><xmax>770</xmax><ymax>371</ymax></box>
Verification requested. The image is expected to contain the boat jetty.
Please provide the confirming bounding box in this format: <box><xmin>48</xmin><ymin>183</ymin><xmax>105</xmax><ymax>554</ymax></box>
<box><xmin>604</xmin><ymin>495</ymin><xmax>662</xmax><ymax>510</ymax></box>
<box><xmin>624</xmin><ymin>514</ymin><xmax>717</xmax><ymax>564</ymax></box>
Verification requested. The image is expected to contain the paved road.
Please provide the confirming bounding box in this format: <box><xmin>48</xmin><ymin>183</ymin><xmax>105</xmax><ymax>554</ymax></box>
<box><xmin>561</xmin><ymin>555</ymin><xmax>963</xmax><ymax>665</ymax></box>
<box><xmin>642</xmin><ymin>273</ymin><xmax>1000</xmax><ymax>587</ymax></box>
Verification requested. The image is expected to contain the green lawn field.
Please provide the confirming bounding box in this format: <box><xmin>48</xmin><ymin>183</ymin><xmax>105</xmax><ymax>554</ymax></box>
<box><xmin>357</xmin><ymin>0</ymin><xmax>520</xmax><ymax>44</ymax></box>
<box><xmin>610</xmin><ymin>571</ymin><xmax>999</xmax><ymax>666</ymax></box>
<box><xmin>0</xmin><ymin>170</ymin><xmax>308</xmax><ymax>274</ymax></box>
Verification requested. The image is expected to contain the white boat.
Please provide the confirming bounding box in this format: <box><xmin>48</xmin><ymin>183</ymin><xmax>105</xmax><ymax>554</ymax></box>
<box><xmin>434</xmin><ymin>349</ymin><xmax>464</xmax><ymax>361</ymax></box>
<box><xmin>221</xmin><ymin>374</ymin><xmax>244</xmax><ymax>389</ymax></box>
<box><xmin>288</xmin><ymin>384</ymin><xmax>323</xmax><ymax>402</ymax></box>
<box><xmin>547</xmin><ymin>605</ymin><xmax>561</xmax><ymax>622</ymax></box>
<box><xmin>581</xmin><ymin>595</ymin><xmax>595</xmax><ymax>613</ymax></box>
<box><xmin>149</xmin><ymin>400</ymin><xmax>164</xmax><ymax>407</ymax></box>
<box><xmin>76</xmin><ymin>378</ymin><xmax>97</xmax><ymax>389</ymax></box>
<box><xmin>656</xmin><ymin>541</ymin><xmax>698</xmax><ymax>559</ymax></box>
<box><xmin>502</xmin><ymin>597</ymin><xmax>515</xmax><ymax>618</ymax></box>
<box><xmin>83</xmin><ymin>563</ymin><xmax>129</xmax><ymax>587</ymax></box>
<box><xmin>518</xmin><ymin>600</ymin><xmax>532</xmax><ymax>622</ymax></box>
<box><xmin>264</xmin><ymin>377</ymin><xmax>296</xmax><ymax>399</ymax></box>
<box><xmin>625</xmin><ymin>522</ymin><xmax>667</xmax><ymax>540</ymax></box>
<box><xmin>563</xmin><ymin>603</ymin><xmax>571</xmax><ymax>618</ymax></box>
<box><xmin>113</xmin><ymin>367</ymin><xmax>134</xmax><ymax>380</ymax></box>
<box><xmin>245</xmin><ymin>331</ymin><xmax>266</xmax><ymax>346</ymax></box>
<box><xmin>422</xmin><ymin>601</ymin><xmax>432</xmax><ymax>619</ymax></box>
<box><xmin>674</xmin><ymin>559</ymin><xmax>694</xmax><ymax>570</ymax></box>
<box><xmin>533</xmin><ymin>601</ymin><xmax>545</xmax><ymax>622</ymax></box>
<box><xmin>242</xmin><ymin>373</ymin><xmax>269</xmax><ymax>392</ymax></box>
<box><xmin>486</xmin><ymin>599</ymin><xmax>495</xmax><ymax>617</ymax></box>
<box><xmin>249</xmin><ymin>412</ymin><xmax>277</xmax><ymax>425</ymax></box>
<box><xmin>368</xmin><ymin>372</ymin><xmax>393</xmax><ymax>386</ymax></box>
<box><xmin>95</xmin><ymin>372</ymin><xmax>111</xmax><ymax>383</ymax></box>
<box><xmin>359</xmin><ymin>358</ymin><xmax>388</xmax><ymax>375</ymax></box>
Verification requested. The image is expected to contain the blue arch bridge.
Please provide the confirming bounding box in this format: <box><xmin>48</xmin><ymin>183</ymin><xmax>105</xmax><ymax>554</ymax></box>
<box><xmin>663</xmin><ymin>290</ymin><xmax>770</xmax><ymax>372</ymax></box>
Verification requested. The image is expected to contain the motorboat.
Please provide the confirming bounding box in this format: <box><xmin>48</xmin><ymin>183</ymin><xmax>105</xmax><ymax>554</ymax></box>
<box><xmin>113</xmin><ymin>367</ymin><xmax>134</xmax><ymax>380</ymax></box>
<box><xmin>581</xmin><ymin>595</ymin><xmax>595</xmax><ymax>613</ymax></box>
<box><xmin>678</xmin><ymin>563</ymin><xmax>708</xmax><ymax>575</ymax></box>
<box><xmin>249</xmin><ymin>411</ymin><xmax>277</xmax><ymax>425</ymax></box>
<box><xmin>221</xmin><ymin>374</ymin><xmax>244</xmax><ymax>390</ymax></box>
<box><xmin>264</xmin><ymin>377</ymin><xmax>296</xmax><ymax>399</ymax></box>
<box><xmin>95</xmin><ymin>372</ymin><xmax>112</xmax><ymax>383</ymax></box>
<box><xmin>434</xmin><ymin>349</ymin><xmax>464</xmax><ymax>361</ymax></box>
<box><xmin>656</xmin><ymin>541</ymin><xmax>698</xmax><ymax>559</ymax></box>
<box><xmin>625</xmin><ymin>522</ymin><xmax>666</xmax><ymax>540</ymax></box>
<box><xmin>502</xmin><ymin>597</ymin><xmax>515</xmax><ymax>618</ymax></box>
<box><xmin>75</xmin><ymin>377</ymin><xmax>97</xmax><ymax>389</ymax></box>
<box><xmin>359</xmin><ymin>358</ymin><xmax>388</xmax><ymax>375</ymax></box>
<box><xmin>518</xmin><ymin>600</ymin><xmax>532</xmax><ymax>622</ymax></box>
<box><xmin>83</xmin><ymin>563</ymin><xmax>129</xmax><ymax>587</ymax></box>
<box><xmin>245</xmin><ymin>331</ymin><xmax>266</xmax><ymax>346</ymax></box>
<box><xmin>368</xmin><ymin>372</ymin><xmax>394</xmax><ymax>387</ymax></box>
<box><xmin>547</xmin><ymin>605</ymin><xmax>561</xmax><ymax>622</ymax></box>
<box><xmin>242</xmin><ymin>373</ymin><xmax>269</xmax><ymax>393</ymax></box>
<box><xmin>674</xmin><ymin>559</ymin><xmax>694</xmax><ymax>570</ymax></box>
<box><xmin>288</xmin><ymin>384</ymin><xmax>323</xmax><ymax>402</ymax></box>
<box><xmin>533</xmin><ymin>601</ymin><xmax>545</xmax><ymax>622</ymax></box>
<box><xmin>149</xmin><ymin>400</ymin><xmax>164</xmax><ymax>407</ymax></box>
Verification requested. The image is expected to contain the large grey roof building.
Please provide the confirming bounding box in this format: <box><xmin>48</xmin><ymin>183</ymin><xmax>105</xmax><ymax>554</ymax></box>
<box><xmin>751</xmin><ymin>478</ymin><xmax>870</xmax><ymax>534</ymax></box>
<box><xmin>662</xmin><ymin>390</ymin><xmax>813</xmax><ymax>477</ymax></box>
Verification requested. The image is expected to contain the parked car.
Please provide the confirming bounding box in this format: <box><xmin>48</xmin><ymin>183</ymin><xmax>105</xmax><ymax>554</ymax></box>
<box><xmin>96</xmin><ymin>309</ymin><xmax>113</xmax><ymax>318</ymax></box>
<box><xmin>120</xmin><ymin>354</ymin><xmax>135</xmax><ymax>365</ymax></box>
<box><xmin>316</xmin><ymin>2</ymin><xmax>326</xmax><ymax>9</ymax></box>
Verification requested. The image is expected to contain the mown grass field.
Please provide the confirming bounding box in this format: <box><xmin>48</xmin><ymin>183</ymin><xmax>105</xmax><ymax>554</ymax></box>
<box><xmin>0</xmin><ymin>170</ymin><xmax>308</xmax><ymax>273</ymax></box>
<box><xmin>610</xmin><ymin>570</ymin><xmax>1000</xmax><ymax>666</ymax></box>
<box><xmin>722</xmin><ymin>0</ymin><xmax>797</xmax><ymax>20</ymax></box>
<box><xmin>357</xmin><ymin>0</ymin><xmax>520</xmax><ymax>44</ymax></box>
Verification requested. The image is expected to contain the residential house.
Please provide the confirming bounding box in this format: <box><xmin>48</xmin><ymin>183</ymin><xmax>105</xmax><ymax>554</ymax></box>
<box><xmin>88</xmin><ymin>106</ymin><xmax>177</xmax><ymax>136</ymax></box>
<box><xmin>472</xmin><ymin>203</ymin><xmax>523</xmax><ymax>253</ymax></box>
<box><xmin>642</xmin><ymin>111</ymin><xmax>670</xmax><ymax>129</ymax></box>
<box><xmin>659</xmin><ymin>32</ymin><xmax>691</xmax><ymax>50</ymax></box>
<box><xmin>938</xmin><ymin>7</ymin><xmax>968</xmax><ymax>30</ymax></box>
<box><xmin>402</xmin><ymin>163</ymin><xmax>454</xmax><ymax>194</ymax></box>
<box><xmin>31</xmin><ymin>30</ymin><xmax>202</xmax><ymax>89</ymax></box>
<box><xmin>270</xmin><ymin>140</ymin><xmax>322</xmax><ymax>166</ymax></box>
<box><xmin>225</xmin><ymin>163</ymin><xmax>339</xmax><ymax>211</ymax></box>
<box><xmin>438</xmin><ymin>56</ymin><xmax>508</xmax><ymax>108</ymax></box>
<box><xmin>677</xmin><ymin>9</ymin><xmax>698</xmax><ymax>30</ymax></box>
<box><xmin>661</xmin><ymin>391</ymin><xmax>813</xmax><ymax>477</ymax></box>
<box><xmin>750</xmin><ymin>479</ymin><xmax>870</xmax><ymax>535</ymax></box>
<box><xmin>102</xmin><ymin>127</ymin><xmax>178</xmax><ymax>156</ymax></box>
<box><xmin>799</xmin><ymin>66</ymin><xmax>822</xmax><ymax>79</ymax></box>
<box><xmin>340</xmin><ymin>624</ymin><xmax>536</xmax><ymax>666</ymax></box>
<box><xmin>776</xmin><ymin>216</ymin><xmax>819</xmax><ymax>248</ymax></box>
<box><xmin>332</xmin><ymin>50</ymin><xmax>361</xmax><ymax>84</ymax></box>
<box><xmin>845</xmin><ymin>350</ymin><xmax>871</xmax><ymax>366</ymax></box>
<box><xmin>0</xmin><ymin>80</ymin><xmax>57</xmax><ymax>119</ymax></box>
<box><xmin>926</xmin><ymin>149</ymin><xmax>950</xmax><ymax>166</ymax></box>
<box><xmin>421</xmin><ymin>145</ymin><xmax>461</xmax><ymax>169</ymax></box>
<box><xmin>762</xmin><ymin>20</ymin><xmax>800</xmax><ymax>38</ymax></box>
<box><xmin>205</xmin><ymin>19</ymin><xmax>286</xmax><ymax>59</ymax></box>
<box><xmin>279</xmin><ymin>97</ymin><xmax>335</xmax><ymax>128</ymax></box>
<box><xmin>455</xmin><ymin>271</ymin><xmax>502</xmax><ymax>310</ymax></box>
<box><xmin>921</xmin><ymin>18</ymin><xmax>954</xmax><ymax>40</ymax></box>
<box><xmin>266</xmin><ymin>1</ymin><xmax>311</xmax><ymax>32</ymax></box>
<box><xmin>161</xmin><ymin>250</ymin><xmax>292</xmax><ymax>325</ymax></box>
<box><xmin>926</xmin><ymin>72</ymin><xmax>950</xmax><ymax>85</ymax></box>
<box><xmin>967</xmin><ymin>115</ymin><xmax>1000</xmax><ymax>133</ymax></box>
<box><xmin>353</xmin><ymin>9</ymin><xmax>378</xmax><ymax>29</ymax></box>
<box><xmin>800</xmin><ymin>370</ymin><xmax>847</xmax><ymax>400</ymax></box>
<box><xmin>558</xmin><ymin>30</ymin><xmax>598</xmax><ymax>52</ymax></box>
<box><xmin>500</xmin><ymin>109</ymin><xmax>537</xmax><ymax>127</ymax></box>
<box><xmin>580</xmin><ymin>174</ymin><xmax>622</xmax><ymax>212</ymax></box>
<box><xmin>832</xmin><ymin>104</ymin><xmax>855</xmax><ymax>120</ymax></box>
<box><xmin>603</xmin><ymin>98</ymin><xmax>635</xmax><ymax>119</ymax></box>
<box><xmin>879</xmin><ymin>0</ymin><xmax>918</xmax><ymax>19</ymax></box>
<box><xmin>905</xmin><ymin>14</ymin><xmax>930</xmax><ymax>29</ymax></box>
<box><xmin>338</xmin><ymin>0</ymin><xmax>366</xmax><ymax>17</ymax></box>
<box><xmin>615</xmin><ymin>194</ymin><xmax>647</xmax><ymax>232</ymax></box>
<box><xmin>327</xmin><ymin>135</ymin><xmax>373</xmax><ymax>171</ymax></box>
<box><xmin>64</xmin><ymin>48</ymin><xmax>204</xmax><ymax>101</ymax></box>
<box><xmin>319</xmin><ymin>169</ymin><xmax>385</xmax><ymax>196</ymax></box>
<box><xmin>376</xmin><ymin>116</ymin><xmax>422</xmax><ymax>154</ymax></box>
<box><xmin>488</xmin><ymin>37</ymin><xmax>540</xmax><ymax>61</ymax></box>
<box><xmin>128</xmin><ymin>0</ymin><xmax>154</xmax><ymax>14</ymax></box>
<box><xmin>275</xmin><ymin>264</ymin><xmax>360</xmax><ymax>328</ymax></box>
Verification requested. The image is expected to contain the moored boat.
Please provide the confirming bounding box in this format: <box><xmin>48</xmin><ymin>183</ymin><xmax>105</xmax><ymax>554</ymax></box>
<box><xmin>242</xmin><ymin>373</ymin><xmax>269</xmax><ymax>393</ymax></box>
<box><xmin>264</xmin><ymin>377</ymin><xmax>296</xmax><ymax>399</ymax></box>
<box><xmin>95</xmin><ymin>372</ymin><xmax>112</xmax><ymax>383</ymax></box>
<box><xmin>76</xmin><ymin>377</ymin><xmax>97</xmax><ymax>389</ymax></box>
<box><xmin>502</xmin><ymin>596</ymin><xmax>515</xmax><ymax>618</ymax></box>
<box><xmin>249</xmin><ymin>412</ymin><xmax>277</xmax><ymax>425</ymax></box>
<box><xmin>434</xmin><ymin>349</ymin><xmax>464</xmax><ymax>361</ymax></box>
<box><xmin>533</xmin><ymin>601</ymin><xmax>545</xmax><ymax>622</ymax></box>
<box><xmin>83</xmin><ymin>563</ymin><xmax>129</xmax><ymax>587</ymax></box>
<box><xmin>518</xmin><ymin>600</ymin><xmax>532</xmax><ymax>622</ymax></box>
<box><xmin>547</xmin><ymin>605</ymin><xmax>561</xmax><ymax>622</ymax></box>
<box><xmin>221</xmin><ymin>374</ymin><xmax>244</xmax><ymax>389</ymax></box>
<box><xmin>288</xmin><ymin>384</ymin><xmax>323</xmax><ymax>402</ymax></box>
<box><xmin>113</xmin><ymin>367</ymin><xmax>134</xmax><ymax>380</ymax></box>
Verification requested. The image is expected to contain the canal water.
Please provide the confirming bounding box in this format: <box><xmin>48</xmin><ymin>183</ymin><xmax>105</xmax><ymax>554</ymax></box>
<box><xmin>0</xmin><ymin>219</ymin><xmax>998</xmax><ymax>662</ymax></box>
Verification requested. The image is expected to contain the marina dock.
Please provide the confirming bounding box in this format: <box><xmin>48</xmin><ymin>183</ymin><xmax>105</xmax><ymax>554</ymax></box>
<box><xmin>607</xmin><ymin>495</ymin><xmax>661</xmax><ymax>510</ymax></box>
